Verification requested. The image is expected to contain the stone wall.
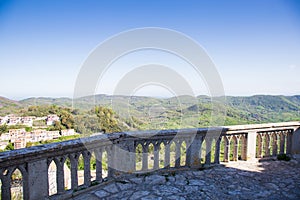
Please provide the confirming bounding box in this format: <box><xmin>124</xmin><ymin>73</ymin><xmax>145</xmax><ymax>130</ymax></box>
<box><xmin>0</xmin><ymin>122</ymin><xmax>299</xmax><ymax>200</ymax></box>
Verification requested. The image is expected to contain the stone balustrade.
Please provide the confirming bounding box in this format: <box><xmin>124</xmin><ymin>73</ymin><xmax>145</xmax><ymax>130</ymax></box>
<box><xmin>0</xmin><ymin>122</ymin><xmax>299</xmax><ymax>200</ymax></box>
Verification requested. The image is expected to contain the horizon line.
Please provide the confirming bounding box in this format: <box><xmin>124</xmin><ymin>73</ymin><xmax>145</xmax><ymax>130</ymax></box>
<box><xmin>2</xmin><ymin>93</ymin><xmax>300</xmax><ymax>101</ymax></box>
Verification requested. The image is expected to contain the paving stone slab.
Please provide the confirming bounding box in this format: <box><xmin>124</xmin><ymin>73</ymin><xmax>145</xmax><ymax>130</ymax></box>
<box><xmin>94</xmin><ymin>190</ymin><xmax>110</xmax><ymax>198</ymax></box>
<box><xmin>130</xmin><ymin>191</ymin><xmax>150</xmax><ymax>199</ymax></box>
<box><xmin>103</xmin><ymin>183</ymin><xmax>119</xmax><ymax>193</ymax></box>
<box><xmin>71</xmin><ymin>159</ymin><xmax>300</xmax><ymax>200</ymax></box>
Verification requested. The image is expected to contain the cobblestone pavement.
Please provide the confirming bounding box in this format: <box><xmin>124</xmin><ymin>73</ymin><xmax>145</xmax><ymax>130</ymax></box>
<box><xmin>71</xmin><ymin>158</ymin><xmax>300</xmax><ymax>200</ymax></box>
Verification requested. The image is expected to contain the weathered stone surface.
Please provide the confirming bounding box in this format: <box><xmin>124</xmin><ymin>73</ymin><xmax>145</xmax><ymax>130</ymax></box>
<box><xmin>141</xmin><ymin>194</ymin><xmax>162</xmax><ymax>200</ymax></box>
<box><xmin>174</xmin><ymin>174</ymin><xmax>186</xmax><ymax>181</ymax></box>
<box><xmin>94</xmin><ymin>190</ymin><xmax>110</xmax><ymax>198</ymax></box>
<box><xmin>72</xmin><ymin>193</ymin><xmax>100</xmax><ymax>200</ymax></box>
<box><xmin>228</xmin><ymin>190</ymin><xmax>242</xmax><ymax>195</ymax></box>
<box><xmin>165</xmin><ymin>176</ymin><xmax>175</xmax><ymax>183</ymax></box>
<box><xmin>265</xmin><ymin>183</ymin><xmax>279</xmax><ymax>190</ymax></box>
<box><xmin>116</xmin><ymin>182</ymin><xmax>134</xmax><ymax>190</ymax></box>
<box><xmin>103</xmin><ymin>183</ymin><xmax>119</xmax><ymax>193</ymax></box>
<box><xmin>107</xmin><ymin>190</ymin><xmax>134</xmax><ymax>200</ymax></box>
<box><xmin>153</xmin><ymin>185</ymin><xmax>181</xmax><ymax>195</ymax></box>
<box><xmin>144</xmin><ymin>175</ymin><xmax>166</xmax><ymax>185</ymax></box>
<box><xmin>129</xmin><ymin>177</ymin><xmax>144</xmax><ymax>184</ymax></box>
<box><xmin>130</xmin><ymin>191</ymin><xmax>150</xmax><ymax>199</ymax></box>
<box><xmin>166</xmin><ymin>196</ymin><xmax>186</xmax><ymax>200</ymax></box>
<box><xmin>188</xmin><ymin>179</ymin><xmax>205</xmax><ymax>186</ymax></box>
<box><xmin>174</xmin><ymin>180</ymin><xmax>188</xmax><ymax>186</ymax></box>
<box><xmin>184</xmin><ymin>185</ymin><xmax>200</xmax><ymax>193</ymax></box>
<box><xmin>72</xmin><ymin>159</ymin><xmax>300</xmax><ymax>200</ymax></box>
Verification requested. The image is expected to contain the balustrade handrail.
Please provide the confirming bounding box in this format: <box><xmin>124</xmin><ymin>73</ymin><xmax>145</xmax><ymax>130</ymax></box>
<box><xmin>0</xmin><ymin>127</ymin><xmax>226</xmax><ymax>168</ymax></box>
<box><xmin>225</xmin><ymin>121</ymin><xmax>300</xmax><ymax>132</ymax></box>
<box><xmin>2</xmin><ymin>122</ymin><xmax>299</xmax><ymax>166</ymax></box>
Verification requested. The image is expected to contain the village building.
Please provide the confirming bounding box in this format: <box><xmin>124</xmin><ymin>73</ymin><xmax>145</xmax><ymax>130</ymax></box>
<box><xmin>7</xmin><ymin>115</ymin><xmax>21</xmax><ymax>126</ymax></box>
<box><xmin>9</xmin><ymin>128</ymin><xmax>26</xmax><ymax>143</ymax></box>
<box><xmin>46</xmin><ymin>115</ymin><xmax>60</xmax><ymax>126</ymax></box>
<box><xmin>61</xmin><ymin>129</ymin><xmax>76</xmax><ymax>136</ymax></box>
<box><xmin>0</xmin><ymin>116</ymin><xmax>9</xmax><ymax>125</ymax></box>
<box><xmin>20</xmin><ymin>116</ymin><xmax>35</xmax><ymax>127</ymax></box>
<box><xmin>47</xmin><ymin>130</ymin><xmax>60</xmax><ymax>139</ymax></box>
<box><xmin>14</xmin><ymin>138</ymin><xmax>26</xmax><ymax>149</ymax></box>
<box><xmin>0</xmin><ymin>141</ymin><xmax>9</xmax><ymax>150</ymax></box>
<box><xmin>0</xmin><ymin>132</ymin><xmax>10</xmax><ymax>141</ymax></box>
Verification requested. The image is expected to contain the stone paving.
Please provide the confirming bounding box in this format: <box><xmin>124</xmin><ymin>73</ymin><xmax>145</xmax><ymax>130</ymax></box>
<box><xmin>71</xmin><ymin>157</ymin><xmax>300</xmax><ymax>200</ymax></box>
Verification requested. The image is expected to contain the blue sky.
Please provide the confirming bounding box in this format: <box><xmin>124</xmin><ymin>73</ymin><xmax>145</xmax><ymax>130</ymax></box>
<box><xmin>0</xmin><ymin>0</ymin><xmax>300</xmax><ymax>100</ymax></box>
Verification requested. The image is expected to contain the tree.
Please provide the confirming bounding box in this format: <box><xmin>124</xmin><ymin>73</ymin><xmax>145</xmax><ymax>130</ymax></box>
<box><xmin>59</xmin><ymin>110</ymin><xmax>75</xmax><ymax>129</ymax></box>
<box><xmin>48</xmin><ymin>121</ymin><xmax>64</xmax><ymax>131</ymax></box>
<box><xmin>74</xmin><ymin>115</ymin><xmax>101</xmax><ymax>135</ymax></box>
<box><xmin>5</xmin><ymin>143</ymin><xmax>14</xmax><ymax>151</ymax></box>
<box><xmin>95</xmin><ymin>106</ymin><xmax>121</xmax><ymax>133</ymax></box>
<box><xmin>26</xmin><ymin>142</ymin><xmax>34</xmax><ymax>148</ymax></box>
<box><xmin>0</xmin><ymin>124</ymin><xmax>8</xmax><ymax>134</ymax></box>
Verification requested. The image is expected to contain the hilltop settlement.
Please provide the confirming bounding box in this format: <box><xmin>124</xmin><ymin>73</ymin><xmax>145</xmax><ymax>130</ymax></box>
<box><xmin>0</xmin><ymin>114</ymin><xmax>77</xmax><ymax>150</ymax></box>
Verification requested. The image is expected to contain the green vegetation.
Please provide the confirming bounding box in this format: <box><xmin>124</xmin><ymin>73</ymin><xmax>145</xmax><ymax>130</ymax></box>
<box><xmin>0</xmin><ymin>124</ymin><xmax>8</xmax><ymax>134</ymax></box>
<box><xmin>94</xmin><ymin>106</ymin><xmax>121</xmax><ymax>133</ymax></box>
<box><xmin>0</xmin><ymin>95</ymin><xmax>300</xmax><ymax>137</ymax></box>
<box><xmin>4</xmin><ymin>142</ymin><xmax>14</xmax><ymax>151</ymax></box>
<box><xmin>26</xmin><ymin>135</ymin><xmax>81</xmax><ymax>147</ymax></box>
<box><xmin>0</xmin><ymin>124</ymin><xmax>31</xmax><ymax>134</ymax></box>
<box><xmin>277</xmin><ymin>154</ymin><xmax>291</xmax><ymax>161</ymax></box>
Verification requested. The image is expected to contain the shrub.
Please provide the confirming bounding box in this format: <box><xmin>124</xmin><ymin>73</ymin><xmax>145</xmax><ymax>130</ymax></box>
<box><xmin>277</xmin><ymin>154</ymin><xmax>291</xmax><ymax>161</ymax></box>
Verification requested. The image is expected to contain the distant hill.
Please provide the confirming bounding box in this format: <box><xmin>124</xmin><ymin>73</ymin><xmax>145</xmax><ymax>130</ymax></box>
<box><xmin>0</xmin><ymin>96</ymin><xmax>22</xmax><ymax>115</ymax></box>
<box><xmin>19</xmin><ymin>97</ymin><xmax>72</xmax><ymax>108</ymax></box>
<box><xmin>0</xmin><ymin>95</ymin><xmax>299</xmax><ymax>129</ymax></box>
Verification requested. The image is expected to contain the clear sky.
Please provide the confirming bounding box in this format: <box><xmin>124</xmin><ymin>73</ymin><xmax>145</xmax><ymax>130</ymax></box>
<box><xmin>0</xmin><ymin>0</ymin><xmax>300</xmax><ymax>100</ymax></box>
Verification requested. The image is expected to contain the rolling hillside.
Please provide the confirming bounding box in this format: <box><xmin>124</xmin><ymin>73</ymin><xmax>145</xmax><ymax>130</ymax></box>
<box><xmin>0</xmin><ymin>95</ymin><xmax>299</xmax><ymax>130</ymax></box>
<box><xmin>0</xmin><ymin>97</ymin><xmax>22</xmax><ymax>114</ymax></box>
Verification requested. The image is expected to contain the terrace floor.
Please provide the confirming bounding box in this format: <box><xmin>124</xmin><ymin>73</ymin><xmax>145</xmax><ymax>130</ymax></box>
<box><xmin>70</xmin><ymin>157</ymin><xmax>300</xmax><ymax>200</ymax></box>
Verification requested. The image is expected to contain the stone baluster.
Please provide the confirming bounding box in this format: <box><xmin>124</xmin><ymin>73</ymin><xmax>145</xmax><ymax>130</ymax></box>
<box><xmin>153</xmin><ymin>142</ymin><xmax>160</xmax><ymax>170</ymax></box>
<box><xmin>286</xmin><ymin>130</ymin><xmax>293</xmax><ymax>154</ymax></box>
<box><xmin>272</xmin><ymin>133</ymin><xmax>278</xmax><ymax>156</ymax></box>
<box><xmin>185</xmin><ymin>139</ymin><xmax>191</xmax><ymax>166</ymax></box>
<box><xmin>175</xmin><ymin>140</ymin><xmax>182</xmax><ymax>168</ymax></box>
<box><xmin>107</xmin><ymin>145</ymin><xmax>115</xmax><ymax>179</ymax></box>
<box><xmin>54</xmin><ymin>156</ymin><xmax>66</xmax><ymax>194</ymax></box>
<box><xmin>69</xmin><ymin>153</ymin><xmax>79</xmax><ymax>190</ymax></box>
<box><xmin>223</xmin><ymin>136</ymin><xmax>230</xmax><ymax>162</ymax></box>
<box><xmin>292</xmin><ymin>127</ymin><xmax>300</xmax><ymax>154</ymax></box>
<box><xmin>240</xmin><ymin>135</ymin><xmax>247</xmax><ymax>160</ymax></box>
<box><xmin>279</xmin><ymin>131</ymin><xmax>285</xmax><ymax>154</ymax></box>
<box><xmin>233</xmin><ymin>136</ymin><xmax>238</xmax><ymax>161</ymax></box>
<box><xmin>25</xmin><ymin>159</ymin><xmax>48</xmax><ymax>200</ymax></box>
<box><xmin>82</xmin><ymin>151</ymin><xmax>91</xmax><ymax>187</ymax></box>
<box><xmin>264</xmin><ymin>133</ymin><xmax>270</xmax><ymax>157</ymax></box>
<box><xmin>94</xmin><ymin>148</ymin><xmax>103</xmax><ymax>182</ymax></box>
<box><xmin>205</xmin><ymin>137</ymin><xmax>212</xmax><ymax>165</ymax></box>
<box><xmin>186</xmin><ymin>134</ymin><xmax>203</xmax><ymax>168</ymax></box>
<box><xmin>0</xmin><ymin>167</ymin><xmax>13</xmax><ymax>200</ymax></box>
<box><xmin>142</xmin><ymin>143</ymin><xmax>149</xmax><ymax>171</ymax></box>
<box><xmin>112</xmin><ymin>140</ymin><xmax>136</xmax><ymax>174</ymax></box>
<box><xmin>256</xmin><ymin>134</ymin><xmax>262</xmax><ymax>158</ymax></box>
<box><xmin>124</xmin><ymin>140</ymin><xmax>136</xmax><ymax>173</ymax></box>
<box><xmin>127</xmin><ymin>140</ymin><xmax>136</xmax><ymax>173</ymax></box>
<box><xmin>214</xmin><ymin>137</ymin><xmax>221</xmax><ymax>164</ymax></box>
<box><xmin>164</xmin><ymin>141</ymin><xmax>170</xmax><ymax>168</ymax></box>
<box><xmin>246</xmin><ymin>131</ymin><xmax>257</xmax><ymax>161</ymax></box>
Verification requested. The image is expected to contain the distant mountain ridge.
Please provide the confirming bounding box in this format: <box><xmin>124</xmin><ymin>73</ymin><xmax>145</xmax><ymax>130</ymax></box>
<box><xmin>1</xmin><ymin>94</ymin><xmax>300</xmax><ymax>127</ymax></box>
